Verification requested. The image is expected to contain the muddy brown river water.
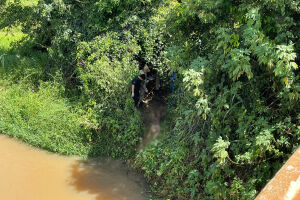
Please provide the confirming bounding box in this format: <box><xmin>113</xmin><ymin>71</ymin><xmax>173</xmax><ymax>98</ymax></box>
<box><xmin>0</xmin><ymin>134</ymin><xmax>148</xmax><ymax>200</ymax></box>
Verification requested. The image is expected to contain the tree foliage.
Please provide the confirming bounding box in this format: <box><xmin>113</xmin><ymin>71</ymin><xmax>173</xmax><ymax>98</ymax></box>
<box><xmin>0</xmin><ymin>0</ymin><xmax>299</xmax><ymax>199</ymax></box>
<box><xmin>135</xmin><ymin>0</ymin><xmax>299</xmax><ymax>199</ymax></box>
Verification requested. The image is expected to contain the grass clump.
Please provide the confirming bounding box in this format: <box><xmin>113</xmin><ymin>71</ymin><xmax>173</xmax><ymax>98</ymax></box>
<box><xmin>0</xmin><ymin>82</ymin><xmax>90</xmax><ymax>155</ymax></box>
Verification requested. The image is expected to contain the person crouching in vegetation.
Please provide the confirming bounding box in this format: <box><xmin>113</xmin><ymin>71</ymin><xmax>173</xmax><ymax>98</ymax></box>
<box><xmin>131</xmin><ymin>74</ymin><xmax>146</xmax><ymax>107</ymax></box>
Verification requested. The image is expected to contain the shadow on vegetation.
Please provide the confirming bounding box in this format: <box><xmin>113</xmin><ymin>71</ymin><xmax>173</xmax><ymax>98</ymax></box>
<box><xmin>68</xmin><ymin>158</ymin><xmax>149</xmax><ymax>200</ymax></box>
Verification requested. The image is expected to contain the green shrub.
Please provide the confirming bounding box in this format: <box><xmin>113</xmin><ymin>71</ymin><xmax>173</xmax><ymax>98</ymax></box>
<box><xmin>76</xmin><ymin>33</ymin><xmax>144</xmax><ymax>159</ymax></box>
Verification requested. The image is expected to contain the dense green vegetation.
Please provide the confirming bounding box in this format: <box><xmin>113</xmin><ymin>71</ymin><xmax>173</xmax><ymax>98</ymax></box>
<box><xmin>134</xmin><ymin>1</ymin><xmax>300</xmax><ymax>199</ymax></box>
<box><xmin>0</xmin><ymin>81</ymin><xmax>90</xmax><ymax>155</ymax></box>
<box><xmin>0</xmin><ymin>0</ymin><xmax>299</xmax><ymax>199</ymax></box>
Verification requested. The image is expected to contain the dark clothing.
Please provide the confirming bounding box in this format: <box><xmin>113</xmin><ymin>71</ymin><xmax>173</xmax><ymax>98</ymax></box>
<box><xmin>131</xmin><ymin>75</ymin><xmax>146</xmax><ymax>107</ymax></box>
<box><xmin>132</xmin><ymin>76</ymin><xmax>143</xmax><ymax>94</ymax></box>
<box><xmin>132</xmin><ymin>76</ymin><xmax>143</xmax><ymax>106</ymax></box>
<box><xmin>133</xmin><ymin>93</ymin><xmax>139</xmax><ymax>106</ymax></box>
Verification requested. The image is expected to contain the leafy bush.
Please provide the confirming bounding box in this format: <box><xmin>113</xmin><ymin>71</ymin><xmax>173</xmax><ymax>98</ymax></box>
<box><xmin>75</xmin><ymin>32</ymin><xmax>144</xmax><ymax>159</ymax></box>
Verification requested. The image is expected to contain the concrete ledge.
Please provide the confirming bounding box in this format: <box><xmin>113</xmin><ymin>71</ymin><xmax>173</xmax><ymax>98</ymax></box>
<box><xmin>255</xmin><ymin>148</ymin><xmax>300</xmax><ymax>200</ymax></box>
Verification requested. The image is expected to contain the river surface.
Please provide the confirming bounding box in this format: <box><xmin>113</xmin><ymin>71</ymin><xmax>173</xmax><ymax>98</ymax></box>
<box><xmin>0</xmin><ymin>134</ymin><xmax>148</xmax><ymax>200</ymax></box>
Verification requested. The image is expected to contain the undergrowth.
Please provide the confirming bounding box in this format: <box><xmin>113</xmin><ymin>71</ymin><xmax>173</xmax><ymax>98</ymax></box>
<box><xmin>0</xmin><ymin>27</ymin><xmax>91</xmax><ymax>156</ymax></box>
<box><xmin>0</xmin><ymin>82</ymin><xmax>90</xmax><ymax>155</ymax></box>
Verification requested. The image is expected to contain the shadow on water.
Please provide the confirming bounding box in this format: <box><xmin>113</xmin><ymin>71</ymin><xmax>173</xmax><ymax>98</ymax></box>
<box><xmin>68</xmin><ymin>158</ymin><xmax>148</xmax><ymax>200</ymax></box>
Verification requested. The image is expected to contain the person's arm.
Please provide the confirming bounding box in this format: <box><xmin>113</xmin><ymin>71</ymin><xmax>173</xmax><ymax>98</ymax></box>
<box><xmin>142</xmin><ymin>83</ymin><xmax>148</xmax><ymax>93</ymax></box>
<box><xmin>131</xmin><ymin>84</ymin><xmax>135</xmax><ymax>97</ymax></box>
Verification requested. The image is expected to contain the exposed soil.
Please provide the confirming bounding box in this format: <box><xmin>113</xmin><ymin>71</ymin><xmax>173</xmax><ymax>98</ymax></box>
<box><xmin>137</xmin><ymin>90</ymin><xmax>167</xmax><ymax>152</ymax></box>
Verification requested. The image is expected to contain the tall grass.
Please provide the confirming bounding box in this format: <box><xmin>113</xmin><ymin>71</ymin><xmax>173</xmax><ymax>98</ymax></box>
<box><xmin>0</xmin><ymin>27</ymin><xmax>48</xmax><ymax>84</ymax></box>
<box><xmin>0</xmin><ymin>23</ymin><xmax>91</xmax><ymax>156</ymax></box>
<box><xmin>0</xmin><ymin>81</ymin><xmax>90</xmax><ymax>155</ymax></box>
<box><xmin>0</xmin><ymin>27</ymin><xmax>25</xmax><ymax>53</ymax></box>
